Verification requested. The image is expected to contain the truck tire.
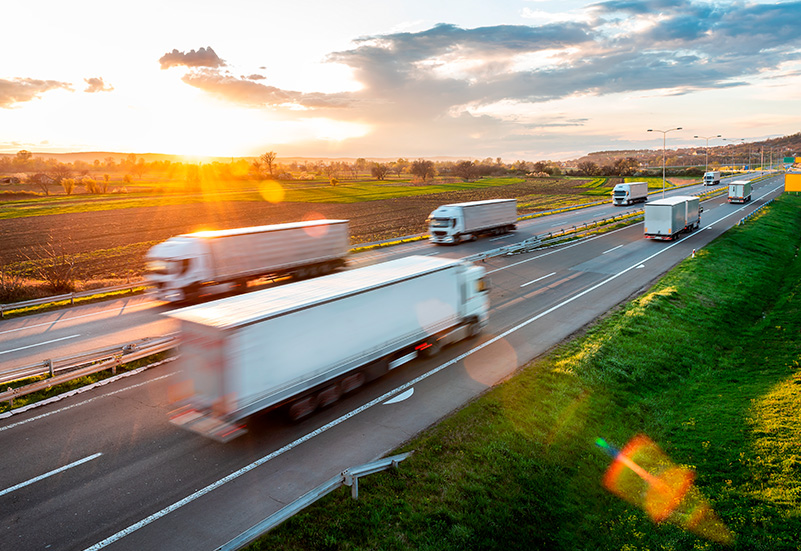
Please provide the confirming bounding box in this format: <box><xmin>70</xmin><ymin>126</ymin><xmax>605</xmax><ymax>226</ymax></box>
<box><xmin>317</xmin><ymin>385</ymin><xmax>341</xmax><ymax>408</ymax></box>
<box><xmin>468</xmin><ymin>321</ymin><xmax>482</xmax><ymax>338</ymax></box>
<box><xmin>341</xmin><ymin>372</ymin><xmax>365</xmax><ymax>394</ymax></box>
<box><xmin>288</xmin><ymin>395</ymin><xmax>317</xmax><ymax>421</ymax></box>
<box><xmin>422</xmin><ymin>340</ymin><xmax>441</xmax><ymax>357</ymax></box>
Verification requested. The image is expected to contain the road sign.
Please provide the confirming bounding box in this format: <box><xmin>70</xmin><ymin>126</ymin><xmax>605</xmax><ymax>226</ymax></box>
<box><xmin>785</xmin><ymin>173</ymin><xmax>801</xmax><ymax>192</ymax></box>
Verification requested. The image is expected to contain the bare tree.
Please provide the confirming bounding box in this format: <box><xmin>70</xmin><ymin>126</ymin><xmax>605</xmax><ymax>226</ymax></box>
<box><xmin>260</xmin><ymin>151</ymin><xmax>277</xmax><ymax>177</ymax></box>
<box><xmin>410</xmin><ymin>159</ymin><xmax>436</xmax><ymax>182</ymax></box>
<box><xmin>371</xmin><ymin>163</ymin><xmax>390</xmax><ymax>180</ymax></box>
<box><xmin>453</xmin><ymin>160</ymin><xmax>478</xmax><ymax>182</ymax></box>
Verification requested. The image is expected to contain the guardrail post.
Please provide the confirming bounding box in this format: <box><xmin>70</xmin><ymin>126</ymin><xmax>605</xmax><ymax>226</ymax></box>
<box><xmin>45</xmin><ymin>359</ymin><xmax>53</xmax><ymax>377</ymax></box>
<box><xmin>6</xmin><ymin>387</ymin><xmax>12</xmax><ymax>407</ymax></box>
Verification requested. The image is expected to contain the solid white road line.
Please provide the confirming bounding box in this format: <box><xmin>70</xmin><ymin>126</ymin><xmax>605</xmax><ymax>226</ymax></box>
<box><xmin>0</xmin><ymin>453</ymin><xmax>102</xmax><ymax>498</ymax></box>
<box><xmin>0</xmin><ymin>334</ymin><xmax>80</xmax><ymax>355</ymax></box>
<box><xmin>520</xmin><ymin>272</ymin><xmax>557</xmax><ymax>288</ymax></box>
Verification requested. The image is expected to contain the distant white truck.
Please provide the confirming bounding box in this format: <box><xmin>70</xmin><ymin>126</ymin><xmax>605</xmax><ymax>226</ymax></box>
<box><xmin>644</xmin><ymin>196</ymin><xmax>701</xmax><ymax>241</ymax></box>
<box><xmin>166</xmin><ymin>255</ymin><xmax>490</xmax><ymax>441</ymax></box>
<box><xmin>428</xmin><ymin>199</ymin><xmax>517</xmax><ymax>244</ymax></box>
<box><xmin>612</xmin><ymin>181</ymin><xmax>649</xmax><ymax>206</ymax></box>
<box><xmin>727</xmin><ymin>180</ymin><xmax>752</xmax><ymax>204</ymax></box>
<box><xmin>145</xmin><ymin>219</ymin><xmax>349</xmax><ymax>302</ymax></box>
<box><xmin>703</xmin><ymin>171</ymin><xmax>721</xmax><ymax>186</ymax></box>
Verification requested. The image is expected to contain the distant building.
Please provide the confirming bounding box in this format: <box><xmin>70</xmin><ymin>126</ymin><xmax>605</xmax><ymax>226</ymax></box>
<box><xmin>0</xmin><ymin>176</ymin><xmax>21</xmax><ymax>184</ymax></box>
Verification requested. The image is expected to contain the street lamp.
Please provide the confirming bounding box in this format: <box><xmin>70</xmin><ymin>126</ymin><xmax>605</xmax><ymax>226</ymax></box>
<box><xmin>648</xmin><ymin>127</ymin><xmax>682</xmax><ymax>198</ymax></box>
<box><xmin>693</xmin><ymin>134</ymin><xmax>721</xmax><ymax>177</ymax></box>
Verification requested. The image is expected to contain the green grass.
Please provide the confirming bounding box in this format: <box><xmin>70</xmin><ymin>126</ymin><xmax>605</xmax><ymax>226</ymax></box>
<box><xmin>249</xmin><ymin>194</ymin><xmax>801</xmax><ymax>551</ymax></box>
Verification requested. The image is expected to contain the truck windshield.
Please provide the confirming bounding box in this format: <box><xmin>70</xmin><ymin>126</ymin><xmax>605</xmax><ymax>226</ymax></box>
<box><xmin>613</xmin><ymin>190</ymin><xmax>626</xmax><ymax>196</ymax></box>
<box><xmin>429</xmin><ymin>218</ymin><xmax>452</xmax><ymax>228</ymax></box>
<box><xmin>145</xmin><ymin>259</ymin><xmax>170</xmax><ymax>275</ymax></box>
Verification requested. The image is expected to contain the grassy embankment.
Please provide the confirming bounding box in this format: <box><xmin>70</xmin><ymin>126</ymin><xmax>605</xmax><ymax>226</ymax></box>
<box><xmin>250</xmin><ymin>194</ymin><xmax>801</xmax><ymax>551</ymax></box>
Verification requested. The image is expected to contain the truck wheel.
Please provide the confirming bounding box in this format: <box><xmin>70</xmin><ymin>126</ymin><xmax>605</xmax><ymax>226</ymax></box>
<box><xmin>288</xmin><ymin>396</ymin><xmax>317</xmax><ymax>421</ymax></box>
<box><xmin>422</xmin><ymin>340</ymin><xmax>441</xmax><ymax>358</ymax></box>
<box><xmin>317</xmin><ymin>385</ymin><xmax>341</xmax><ymax>408</ymax></box>
<box><xmin>468</xmin><ymin>321</ymin><xmax>482</xmax><ymax>338</ymax></box>
<box><xmin>341</xmin><ymin>373</ymin><xmax>365</xmax><ymax>394</ymax></box>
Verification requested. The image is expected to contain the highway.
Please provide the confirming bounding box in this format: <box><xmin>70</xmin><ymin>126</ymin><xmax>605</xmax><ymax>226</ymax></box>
<box><xmin>0</xmin><ymin>174</ymin><xmax>784</xmax><ymax>550</ymax></box>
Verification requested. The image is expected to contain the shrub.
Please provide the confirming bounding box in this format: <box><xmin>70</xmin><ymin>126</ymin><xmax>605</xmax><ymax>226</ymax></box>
<box><xmin>82</xmin><ymin>177</ymin><xmax>100</xmax><ymax>194</ymax></box>
<box><xmin>61</xmin><ymin>178</ymin><xmax>77</xmax><ymax>195</ymax></box>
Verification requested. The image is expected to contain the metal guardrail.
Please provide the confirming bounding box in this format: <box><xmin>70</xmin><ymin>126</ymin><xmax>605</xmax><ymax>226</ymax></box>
<box><xmin>0</xmin><ymin>282</ymin><xmax>145</xmax><ymax>318</ymax></box>
<box><xmin>0</xmin><ymin>336</ymin><xmax>176</xmax><ymax>406</ymax></box>
<box><xmin>738</xmin><ymin>198</ymin><xmax>775</xmax><ymax>225</ymax></box>
<box><xmin>216</xmin><ymin>452</ymin><xmax>412</xmax><ymax>551</ymax></box>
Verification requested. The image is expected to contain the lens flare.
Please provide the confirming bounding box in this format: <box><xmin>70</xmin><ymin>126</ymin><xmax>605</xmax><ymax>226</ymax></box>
<box><xmin>258</xmin><ymin>180</ymin><xmax>285</xmax><ymax>204</ymax></box>
<box><xmin>597</xmin><ymin>435</ymin><xmax>733</xmax><ymax>545</ymax></box>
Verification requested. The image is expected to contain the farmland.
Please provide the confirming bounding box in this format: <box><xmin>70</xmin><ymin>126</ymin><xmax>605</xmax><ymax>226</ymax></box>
<box><xmin>0</xmin><ymin>175</ymin><xmax>697</xmax><ymax>296</ymax></box>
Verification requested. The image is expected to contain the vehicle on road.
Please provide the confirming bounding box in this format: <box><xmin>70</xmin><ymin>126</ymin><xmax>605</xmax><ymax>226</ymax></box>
<box><xmin>703</xmin><ymin>171</ymin><xmax>721</xmax><ymax>186</ymax></box>
<box><xmin>644</xmin><ymin>196</ymin><xmax>701</xmax><ymax>241</ymax></box>
<box><xmin>428</xmin><ymin>199</ymin><xmax>517</xmax><ymax>244</ymax></box>
<box><xmin>612</xmin><ymin>181</ymin><xmax>649</xmax><ymax>206</ymax></box>
<box><xmin>167</xmin><ymin>255</ymin><xmax>490</xmax><ymax>441</ymax></box>
<box><xmin>145</xmin><ymin>220</ymin><xmax>349</xmax><ymax>302</ymax></box>
<box><xmin>727</xmin><ymin>180</ymin><xmax>752</xmax><ymax>204</ymax></box>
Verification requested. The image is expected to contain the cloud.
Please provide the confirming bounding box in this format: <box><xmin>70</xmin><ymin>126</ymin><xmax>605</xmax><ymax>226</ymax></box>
<box><xmin>161</xmin><ymin>0</ymin><xmax>801</xmax><ymax>156</ymax></box>
<box><xmin>84</xmin><ymin>77</ymin><xmax>114</xmax><ymax>93</ymax></box>
<box><xmin>0</xmin><ymin>78</ymin><xmax>72</xmax><ymax>108</ymax></box>
<box><xmin>159</xmin><ymin>46</ymin><xmax>226</xmax><ymax>69</ymax></box>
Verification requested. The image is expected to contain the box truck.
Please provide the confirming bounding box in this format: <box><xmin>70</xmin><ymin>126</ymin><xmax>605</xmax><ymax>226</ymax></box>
<box><xmin>145</xmin><ymin>220</ymin><xmax>349</xmax><ymax>302</ymax></box>
<box><xmin>703</xmin><ymin>171</ymin><xmax>721</xmax><ymax>186</ymax></box>
<box><xmin>167</xmin><ymin>255</ymin><xmax>490</xmax><ymax>441</ymax></box>
<box><xmin>727</xmin><ymin>180</ymin><xmax>752</xmax><ymax>203</ymax></box>
<box><xmin>428</xmin><ymin>199</ymin><xmax>517</xmax><ymax>244</ymax></box>
<box><xmin>612</xmin><ymin>181</ymin><xmax>649</xmax><ymax>206</ymax></box>
<box><xmin>644</xmin><ymin>196</ymin><xmax>701</xmax><ymax>241</ymax></box>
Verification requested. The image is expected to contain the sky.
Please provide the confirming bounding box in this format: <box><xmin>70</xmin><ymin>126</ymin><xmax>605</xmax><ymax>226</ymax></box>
<box><xmin>2</xmin><ymin>0</ymin><xmax>800</xmax><ymax>161</ymax></box>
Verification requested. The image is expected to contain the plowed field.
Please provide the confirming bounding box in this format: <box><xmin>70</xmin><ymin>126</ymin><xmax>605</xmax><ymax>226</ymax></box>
<box><xmin>0</xmin><ymin>178</ymin><xmax>603</xmax><ymax>281</ymax></box>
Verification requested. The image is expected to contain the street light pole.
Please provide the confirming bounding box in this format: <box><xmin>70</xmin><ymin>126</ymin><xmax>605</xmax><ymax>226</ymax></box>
<box><xmin>693</xmin><ymin>134</ymin><xmax>721</xmax><ymax>176</ymax></box>
<box><xmin>648</xmin><ymin>127</ymin><xmax>682</xmax><ymax>198</ymax></box>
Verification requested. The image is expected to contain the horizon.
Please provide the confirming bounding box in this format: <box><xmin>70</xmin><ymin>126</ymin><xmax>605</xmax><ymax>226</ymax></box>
<box><xmin>3</xmin><ymin>1</ymin><xmax>801</xmax><ymax>161</ymax></box>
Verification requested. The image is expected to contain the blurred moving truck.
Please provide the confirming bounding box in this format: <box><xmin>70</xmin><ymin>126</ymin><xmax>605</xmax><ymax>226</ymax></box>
<box><xmin>145</xmin><ymin>220</ymin><xmax>349</xmax><ymax>302</ymax></box>
<box><xmin>644</xmin><ymin>196</ymin><xmax>701</xmax><ymax>241</ymax></box>
<box><xmin>703</xmin><ymin>171</ymin><xmax>721</xmax><ymax>186</ymax></box>
<box><xmin>166</xmin><ymin>255</ymin><xmax>490</xmax><ymax>441</ymax></box>
<box><xmin>612</xmin><ymin>181</ymin><xmax>649</xmax><ymax>206</ymax></box>
<box><xmin>727</xmin><ymin>180</ymin><xmax>752</xmax><ymax>204</ymax></box>
<box><xmin>428</xmin><ymin>199</ymin><xmax>517</xmax><ymax>244</ymax></box>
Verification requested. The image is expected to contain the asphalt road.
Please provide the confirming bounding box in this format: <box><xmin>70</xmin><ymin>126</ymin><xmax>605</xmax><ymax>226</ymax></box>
<box><xmin>0</xmin><ymin>174</ymin><xmax>784</xmax><ymax>551</ymax></box>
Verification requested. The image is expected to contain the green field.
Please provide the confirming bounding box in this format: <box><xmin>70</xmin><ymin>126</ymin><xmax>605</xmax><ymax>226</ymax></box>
<box><xmin>0</xmin><ymin>178</ymin><xmax>527</xmax><ymax>220</ymax></box>
<box><xmin>250</xmin><ymin>194</ymin><xmax>801</xmax><ymax>550</ymax></box>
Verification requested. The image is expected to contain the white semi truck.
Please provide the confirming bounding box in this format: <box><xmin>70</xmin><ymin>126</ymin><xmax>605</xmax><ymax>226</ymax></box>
<box><xmin>612</xmin><ymin>181</ymin><xmax>649</xmax><ymax>206</ymax></box>
<box><xmin>727</xmin><ymin>180</ymin><xmax>752</xmax><ymax>204</ymax></box>
<box><xmin>428</xmin><ymin>199</ymin><xmax>517</xmax><ymax>244</ymax></box>
<box><xmin>166</xmin><ymin>255</ymin><xmax>490</xmax><ymax>441</ymax></box>
<box><xmin>703</xmin><ymin>171</ymin><xmax>721</xmax><ymax>186</ymax></box>
<box><xmin>145</xmin><ymin>220</ymin><xmax>349</xmax><ymax>302</ymax></box>
<box><xmin>644</xmin><ymin>196</ymin><xmax>701</xmax><ymax>241</ymax></box>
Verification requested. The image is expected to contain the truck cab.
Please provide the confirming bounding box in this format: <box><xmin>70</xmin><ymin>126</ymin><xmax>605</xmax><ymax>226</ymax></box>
<box><xmin>145</xmin><ymin>237</ymin><xmax>210</xmax><ymax>302</ymax></box>
<box><xmin>428</xmin><ymin>205</ymin><xmax>465</xmax><ymax>244</ymax></box>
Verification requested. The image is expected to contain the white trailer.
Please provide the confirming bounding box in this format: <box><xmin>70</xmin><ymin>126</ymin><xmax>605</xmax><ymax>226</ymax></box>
<box><xmin>727</xmin><ymin>180</ymin><xmax>752</xmax><ymax>203</ymax></box>
<box><xmin>145</xmin><ymin>220</ymin><xmax>349</xmax><ymax>302</ymax></box>
<box><xmin>644</xmin><ymin>196</ymin><xmax>701</xmax><ymax>241</ymax></box>
<box><xmin>612</xmin><ymin>181</ymin><xmax>649</xmax><ymax>206</ymax></box>
<box><xmin>703</xmin><ymin>171</ymin><xmax>721</xmax><ymax>186</ymax></box>
<box><xmin>166</xmin><ymin>255</ymin><xmax>490</xmax><ymax>441</ymax></box>
<box><xmin>428</xmin><ymin>199</ymin><xmax>517</xmax><ymax>244</ymax></box>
